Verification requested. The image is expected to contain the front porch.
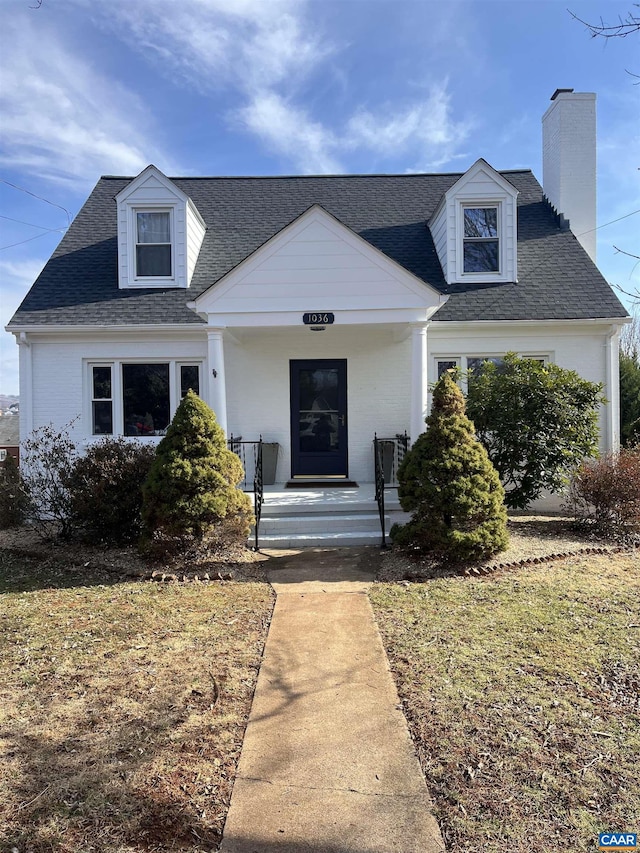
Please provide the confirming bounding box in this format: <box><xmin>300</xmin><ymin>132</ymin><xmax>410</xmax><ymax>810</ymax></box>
<box><xmin>230</xmin><ymin>434</ymin><xmax>411</xmax><ymax>549</ymax></box>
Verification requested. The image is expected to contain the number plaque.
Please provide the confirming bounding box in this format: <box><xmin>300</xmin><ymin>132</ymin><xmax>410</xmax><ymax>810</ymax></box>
<box><xmin>303</xmin><ymin>312</ymin><xmax>334</xmax><ymax>325</ymax></box>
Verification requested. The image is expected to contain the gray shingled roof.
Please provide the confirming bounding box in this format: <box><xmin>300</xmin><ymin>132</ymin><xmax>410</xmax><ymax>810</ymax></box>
<box><xmin>8</xmin><ymin>171</ymin><xmax>627</xmax><ymax>327</ymax></box>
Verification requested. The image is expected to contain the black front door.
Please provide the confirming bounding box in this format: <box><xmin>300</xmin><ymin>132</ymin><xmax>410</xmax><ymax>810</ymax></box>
<box><xmin>290</xmin><ymin>359</ymin><xmax>348</xmax><ymax>477</ymax></box>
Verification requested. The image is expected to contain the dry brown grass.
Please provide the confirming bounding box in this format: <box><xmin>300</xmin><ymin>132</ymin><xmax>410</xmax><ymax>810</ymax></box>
<box><xmin>371</xmin><ymin>552</ymin><xmax>640</xmax><ymax>853</ymax></box>
<box><xmin>0</xmin><ymin>550</ymin><xmax>273</xmax><ymax>853</ymax></box>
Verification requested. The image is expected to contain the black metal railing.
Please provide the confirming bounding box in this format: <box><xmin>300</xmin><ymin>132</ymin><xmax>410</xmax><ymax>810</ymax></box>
<box><xmin>228</xmin><ymin>435</ymin><xmax>264</xmax><ymax>550</ymax></box>
<box><xmin>373</xmin><ymin>432</ymin><xmax>409</xmax><ymax>548</ymax></box>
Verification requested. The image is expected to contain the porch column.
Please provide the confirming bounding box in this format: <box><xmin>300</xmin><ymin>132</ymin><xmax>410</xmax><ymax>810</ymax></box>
<box><xmin>410</xmin><ymin>323</ymin><xmax>429</xmax><ymax>443</ymax></box>
<box><xmin>206</xmin><ymin>327</ymin><xmax>228</xmax><ymax>436</ymax></box>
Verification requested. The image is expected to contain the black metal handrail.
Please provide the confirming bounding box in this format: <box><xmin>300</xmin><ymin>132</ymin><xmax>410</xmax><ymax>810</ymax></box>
<box><xmin>228</xmin><ymin>435</ymin><xmax>264</xmax><ymax>550</ymax></box>
<box><xmin>373</xmin><ymin>432</ymin><xmax>409</xmax><ymax>548</ymax></box>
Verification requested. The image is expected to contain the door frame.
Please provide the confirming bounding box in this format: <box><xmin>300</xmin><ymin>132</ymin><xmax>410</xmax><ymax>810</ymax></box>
<box><xmin>289</xmin><ymin>358</ymin><xmax>348</xmax><ymax>478</ymax></box>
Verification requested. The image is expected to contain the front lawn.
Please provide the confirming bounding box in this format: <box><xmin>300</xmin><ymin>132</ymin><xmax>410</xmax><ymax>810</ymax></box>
<box><xmin>0</xmin><ymin>552</ymin><xmax>273</xmax><ymax>853</ymax></box>
<box><xmin>371</xmin><ymin>553</ymin><xmax>640</xmax><ymax>853</ymax></box>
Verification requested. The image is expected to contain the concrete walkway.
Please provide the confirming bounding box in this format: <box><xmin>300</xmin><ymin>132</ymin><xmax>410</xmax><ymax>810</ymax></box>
<box><xmin>219</xmin><ymin>548</ymin><xmax>445</xmax><ymax>853</ymax></box>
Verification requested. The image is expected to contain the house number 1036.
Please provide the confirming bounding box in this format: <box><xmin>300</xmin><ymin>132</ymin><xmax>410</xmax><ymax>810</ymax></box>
<box><xmin>303</xmin><ymin>312</ymin><xmax>335</xmax><ymax>325</ymax></box>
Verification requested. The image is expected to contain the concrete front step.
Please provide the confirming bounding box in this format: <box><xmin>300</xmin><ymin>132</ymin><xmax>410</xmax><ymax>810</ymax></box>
<box><xmin>251</xmin><ymin>484</ymin><xmax>408</xmax><ymax>548</ymax></box>
<box><xmin>258</xmin><ymin>530</ymin><xmax>386</xmax><ymax>548</ymax></box>
<box><xmin>259</xmin><ymin>511</ymin><xmax>384</xmax><ymax>535</ymax></box>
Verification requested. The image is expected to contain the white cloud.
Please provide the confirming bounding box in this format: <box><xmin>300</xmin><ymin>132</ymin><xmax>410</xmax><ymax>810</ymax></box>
<box><xmin>0</xmin><ymin>258</ymin><xmax>47</xmax><ymax>395</ymax></box>
<box><xmin>346</xmin><ymin>84</ymin><xmax>472</xmax><ymax>169</ymax></box>
<box><xmin>236</xmin><ymin>92</ymin><xmax>341</xmax><ymax>174</ymax></box>
<box><xmin>0</xmin><ymin>258</ymin><xmax>46</xmax><ymax>289</ymax></box>
<box><xmin>100</xmin><ymin>0</ymin><xmax>470</xmax><ymax>172</ymax></box>
<box><xmin>107</xmin><ymin>0</ymin><xmax>329</xmax><ymax>94</ymax></box>
<box><xmin>0</xmin><ymin>12</ymin><xmax>176</xmax><ymax>187</ymax></box>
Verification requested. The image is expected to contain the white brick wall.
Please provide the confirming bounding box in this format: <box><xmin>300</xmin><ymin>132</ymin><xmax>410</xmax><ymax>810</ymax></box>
<box><xmin>225</xmin><ymin>326</ymin><xmax>411</xmax><ymax>482</ymax></box>
<box><xmin>24</xmin><ymin>319</ymin><xmax>615</xmax><ymax>489</ymax></box>
<box><xmin>542</xmin><ymin>91</ymin><xmax>597</xmax><ymax>262</ymax></box>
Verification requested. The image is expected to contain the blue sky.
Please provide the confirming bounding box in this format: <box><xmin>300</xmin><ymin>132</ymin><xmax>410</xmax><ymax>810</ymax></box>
<box><xmin>1</xmin><ymin>0</ymin><xmax>638</xmax><ymax>396</ymax></box>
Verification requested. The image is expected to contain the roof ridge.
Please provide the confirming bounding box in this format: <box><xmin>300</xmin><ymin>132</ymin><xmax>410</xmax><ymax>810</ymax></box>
<box><xmin>100</xmin><ymin>169</ymin><xmax>535</xmax><ymax>181</ymax></box>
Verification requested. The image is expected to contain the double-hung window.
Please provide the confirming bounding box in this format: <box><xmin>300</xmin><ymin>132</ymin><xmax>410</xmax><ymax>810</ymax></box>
<box><xmin>463</xmin><ymin>206</ymin><xmax>499</xmax><ymax>273</ymax></box>
<box><xmin>136</xmin><ymin>210</ymin><xmax>172</xmax><ymax>278</ymax></box>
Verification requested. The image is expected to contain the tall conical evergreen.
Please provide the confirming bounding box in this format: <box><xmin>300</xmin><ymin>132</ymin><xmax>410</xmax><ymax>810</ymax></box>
<box><xmin>392</xmin><ymin>371</ymin><xmax>508</xmax><ymax>561</ymax></box>
<box><xmin>141</xmin><ymin>391</ymin><xmax>253</xmax><ymax>547</ymax></box>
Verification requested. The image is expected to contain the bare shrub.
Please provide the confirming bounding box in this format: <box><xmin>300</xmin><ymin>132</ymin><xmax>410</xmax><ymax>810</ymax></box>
<box><xmin>565</xmin><ymin>447</ymin><xmax>640</xmax><ymax>541</ymax></box>
<box><xmin>64</xmin><ymin>438</ymin><xmax>156</xmax><ymax>544</ymax></box>
<box><xmin>20</xmin><ymin>422</ymin><xmax>78</xmax><ymax>540</ymax></box>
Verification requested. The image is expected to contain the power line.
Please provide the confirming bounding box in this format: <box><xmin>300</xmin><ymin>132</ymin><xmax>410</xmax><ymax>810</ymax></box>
<box><xmin>0</xmin><ymin>213</ymin><xmax>67</xmax><ymax>232</ymax></box>
<box><xmin>0</xmin><ymin>231</ymin><xmax>65</xmax><ymax>251</ymax></box>
<box><xmin>0</xmin><ymin>177</ymin><xmax>71</xmax><ymax>227</ymax></box>
<box><xmin>576</xmin><ymin>208</ymin><xmax>640</xmax><ymax>238</ymax></box>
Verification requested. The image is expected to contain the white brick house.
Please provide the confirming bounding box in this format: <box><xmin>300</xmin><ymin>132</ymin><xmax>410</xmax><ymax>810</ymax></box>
<box><xmin>7</xmin><ymin>90</ymin><xmax>628</xmax><ymax>544</ymax></box>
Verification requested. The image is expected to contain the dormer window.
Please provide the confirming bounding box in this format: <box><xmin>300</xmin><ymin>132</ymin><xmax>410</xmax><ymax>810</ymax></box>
<box><xmin>463</xmin><ymin>206</ymin><xmax>499</xmax><ymax>273</ymax></box>
<box><xmin>427</xmin><ymin>159</ymin><xmax>518</xmax><ymax>285</ymax></box>
<box><xmin>116</xmin><ymin>165</ymin><xmax>206</xmax><ymax>290</ymax></box>
<box><xmin>136</xmin><ymin>211</ymin><xmax>172</xmax><ymax>277</ymax></box>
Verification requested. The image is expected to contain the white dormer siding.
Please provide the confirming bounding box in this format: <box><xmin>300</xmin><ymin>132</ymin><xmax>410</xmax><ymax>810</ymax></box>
<box><xmin>116</xmin><ymin>165</ymin><xmax>206</xmax><ymax>289</ymax></box>
<box><xmin>429</xmin><ymin>159</ymin><xmax>519</xmax><ymax>286</ymax></box>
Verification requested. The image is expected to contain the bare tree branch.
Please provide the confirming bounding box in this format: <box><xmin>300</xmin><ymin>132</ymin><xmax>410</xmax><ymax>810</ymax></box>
<box><xmin>568</xmin><ymin>6</ymin><xmax>640</xmax><ymax>38</ymax></box>
<box><xmin>611</xmin><ymin>281</ymin><xmax>640</xmax><ymax>304</ymax></box>
<box><xmin>620</xmin><ymin>309</ymin><xmax>640</xmax><ymax>356</ymax></box>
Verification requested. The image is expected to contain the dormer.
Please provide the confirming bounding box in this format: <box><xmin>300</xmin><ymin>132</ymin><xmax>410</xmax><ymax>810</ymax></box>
<box><xmin>115</xmin><ymin>165</ymin><xmax>206</xmax><ymax>289</ymax></box>
<box><xmin>429</xmin><ymin>159</ymin><xmax>518</xmax><ymax>286</ymax></box>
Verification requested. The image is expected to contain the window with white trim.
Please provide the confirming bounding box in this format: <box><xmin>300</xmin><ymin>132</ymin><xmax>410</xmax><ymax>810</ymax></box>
<box><xmin>88</xmin><ymin>361</ymin><xmax>202</xmax><ymax>436</ymax></box>
<box><xmin>436</xmin><ymin>358</ymin><xmax>461</xmax><ymax>380</ymax></box>
<box><xmin>463</xmin><ymin>206</ymin><xmax>499</xmax><ymax>273</ymax></box>
<box><xmin>180</xmin><ymin>364</ymin><xmax>200</xmax><ymax>399</ymax></box>
<box><xmin>433</xmin><ymin>355</ymin><xmax>549</xmax><ymax>392</ymax></box>
<box><xmin>135</xmin><ymin>210</ymin><xmax>172</xmax><ymax>278</ymax></box>
<box><xmin>91</xmin><ymin>365</ymin><xmax>113</xmax><ymax>435</ymax></box>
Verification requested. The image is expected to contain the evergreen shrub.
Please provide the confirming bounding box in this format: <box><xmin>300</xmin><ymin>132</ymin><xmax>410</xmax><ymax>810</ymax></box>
<box><xmin>0</xmin><ymin>454</ymin><xmax>28</xmax><ymax>529</ymax></box>
<box><xmin>465</xmin><ymin>353</ymin><xmax>603</xmax><ymax>508</ymax></box>
<box><xmin>392</xmin><ymin>371</ymin><xmax>508</xmax><ymax>562</ymax></box>
<box><xmin>141</xmin><ymin>391</ymin><xmax>253</xmax><ymax>554</ymax></box>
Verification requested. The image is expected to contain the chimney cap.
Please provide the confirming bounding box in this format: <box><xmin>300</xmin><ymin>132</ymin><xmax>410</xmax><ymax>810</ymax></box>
<box><xmin>551</xmin><ymin>88</ymin><xmax>575</xmax><ymax>101</ymax></box>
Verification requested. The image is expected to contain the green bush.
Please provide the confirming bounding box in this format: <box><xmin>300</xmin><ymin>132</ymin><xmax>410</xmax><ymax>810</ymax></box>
<box><xmin>64</xmin><ymin>438</ymin><xmax>156</xmax><ymax>544</ymax></box>
<box><xmin>392</xmin><ymin>371</ymin><xmax>508</xmax><ymax>562</ymax></box>
<box><xmin>0</xmin><ymin>454</ymin><xmax>28</xmax><ymax>529</ymax></box>
<box><xmin>141</xmin><ymin>391</ymin><xmax>253</xmax><ymax>554</ymax></box>
<box><xmin>565</xmin><ymin>446</ymin><xmax>640</xmax><ymax>540</ymax></box>
<box><xmin>466</xmin><ymin>353</ymin><xmax>603</xmax><ymax>509</ymax></box>
<box><xmin>620</xmin><ymin>351</ymin><xmax>640</xmax><ymax>446</ymax></box>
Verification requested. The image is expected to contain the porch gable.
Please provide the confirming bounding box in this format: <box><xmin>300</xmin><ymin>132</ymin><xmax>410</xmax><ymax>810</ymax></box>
<box><xmin>190</xmin><ymin>205</ymin><xmax>447</xmax><ymax>326</ymax></box>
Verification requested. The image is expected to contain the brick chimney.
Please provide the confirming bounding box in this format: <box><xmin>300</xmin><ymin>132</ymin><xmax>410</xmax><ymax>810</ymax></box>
<box><xmin>542</xmin><ymin>89</ymin><xmax>597</xmax><ymax>263</ymax></box>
